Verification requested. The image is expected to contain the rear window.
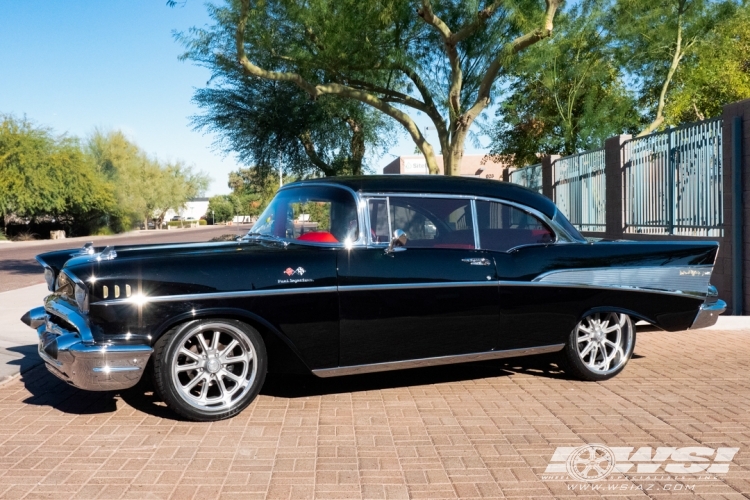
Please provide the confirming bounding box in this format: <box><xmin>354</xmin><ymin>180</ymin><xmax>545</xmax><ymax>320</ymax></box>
<box><xmin>475</xmin><ymin>200</ymin><xmax>555</xmax><ymax>252</ymax></box>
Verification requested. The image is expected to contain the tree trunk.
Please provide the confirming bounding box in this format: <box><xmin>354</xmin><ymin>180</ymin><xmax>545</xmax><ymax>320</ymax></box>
<box><xmin>345</xmin><ymin>118</ymin><xmax>365</xmax><ymax>176</ymax></box>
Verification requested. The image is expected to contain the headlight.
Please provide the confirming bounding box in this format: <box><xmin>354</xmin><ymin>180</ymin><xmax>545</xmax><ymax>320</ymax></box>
<box><xmin>56</xmin><ymin>271</ymin><xmax>72</xmax><ymax>292</ymax></box>
<box><xmin>74</xmin><ymin>283</ymin><xmax>89</xmax><ymax>313</ymax></box>
<box><xmin>44</xmin><ymin>267</ymin><xmax>56</xmax><ymax>291</ymax></box>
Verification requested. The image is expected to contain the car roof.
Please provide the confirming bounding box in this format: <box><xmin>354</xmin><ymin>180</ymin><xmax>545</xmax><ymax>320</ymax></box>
<box><xmin>286</xmin><ymin>175</ymin><xmax>557</xmax><ymax>218</ymax></box>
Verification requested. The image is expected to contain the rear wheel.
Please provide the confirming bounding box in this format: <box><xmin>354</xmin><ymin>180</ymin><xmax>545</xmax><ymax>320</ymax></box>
<box><xmin>153</xmin><ymin>319</ymin><xmax>267</xmax><ymax>421</ymax></box>
<box><xmin>559</xmin><ymin>312</ymin><xmax>635</xmax><ymax>381</ymax></box>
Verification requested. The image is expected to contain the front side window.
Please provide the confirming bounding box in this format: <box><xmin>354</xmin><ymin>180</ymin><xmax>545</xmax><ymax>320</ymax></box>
<box><xmin>368</xmin><ymin>197</ymin><xmax>475</xmax><ymax>249</ymax></box>
<box><xmin>476</xmin><ymin>200</ymin><xmax>554</xmax><ymax>252</ymax></box>
<box><xmin>251</xmin><ymin>186</ymin><xmax>359</xmax><ymax>244</ymax></box>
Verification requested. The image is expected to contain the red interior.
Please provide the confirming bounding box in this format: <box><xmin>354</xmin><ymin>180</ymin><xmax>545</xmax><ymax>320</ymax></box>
<box><xmin>297</xmin><ymin>231</ymin><xmax>339</xmax><ymax>243</ymax></box>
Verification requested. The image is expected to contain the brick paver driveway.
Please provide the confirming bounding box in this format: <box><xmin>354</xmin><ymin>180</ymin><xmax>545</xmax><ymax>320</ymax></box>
<box><xmin>0</xmin><ymin>327</ymin><xmax>748</xmax><ymax>499</ymax></box>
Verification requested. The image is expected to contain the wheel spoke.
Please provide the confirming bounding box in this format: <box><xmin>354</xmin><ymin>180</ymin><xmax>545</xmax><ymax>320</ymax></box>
<box><xmin>210</xmin><ymin>330</ymin><xmax>221</xmax><ymax>350</ymax></box>
<box><xmin>220</xmin><ymin>368</ymin><xmax>245</xmax><ymax>385</ymax></box>
<box><xmin>579</xmin><ymin>342</ymin><xmax>595</xmax><ymax>358</ymax></box>
<box><xmin>577</xmin><ymin>331</ymin><xmax>592</xmax><ymax>342</ymax></box>
<box><xmin>225</xmin><ymin>351</ymin><xmax>253</xmax><ymax>364</ymax></box>
<box><xmin>196</xmin><ymin>332</ymin><xmax>210</xmax><ymax>353</ymax></box>
<box><xmin>176</xmin><ymin>362</ymin><xmax>200</xmax><ymax>373</ymax></box>
<box><xmin>586</xmin><ymin>344</ymin><xmax>599</xmax><ymax>366</ymax></box>
<box><xmin>179</xmin><ymin>348</ymin><xmax>201</xmax><ymax>361</ymax></box>
<box><xmin>198</xmin><ymin>376</ymin><xmax>209</xmax><ymax>401</ymax></box>
<box><xmin>183</xmin><ymin>372</ymin><xmax>207</xmax><ymax>391</ymax></box>
<box><xmin>219</xmin><ymin>339</ymin><xmax>238</xmax><ymax>359</ymax></box>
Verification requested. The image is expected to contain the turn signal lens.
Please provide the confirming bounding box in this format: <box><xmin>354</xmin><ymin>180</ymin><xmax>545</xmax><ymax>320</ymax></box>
<box><xmin>74</xmin><ymin>283</ymin><xmax>89</xmax><ymax>313</ymax></box>
<box><xmin>44</xmin><ymin>267</ymin><xmax>56</xmax><ymax>291</ymax></box>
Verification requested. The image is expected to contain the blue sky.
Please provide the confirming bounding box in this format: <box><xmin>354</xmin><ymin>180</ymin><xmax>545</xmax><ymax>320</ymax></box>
<box><xmin>0</xmin><ymin>1</ymin><xmax>488</xmax><ymax>195</ymax></box>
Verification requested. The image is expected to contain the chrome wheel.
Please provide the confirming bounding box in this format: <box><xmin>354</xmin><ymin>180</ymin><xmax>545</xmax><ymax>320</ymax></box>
<box><xmin>575</xmin><ymin>312</ymin><xmax>633</xmax><ymax>375</ymax></box>
<box><xmin>170</xmin><ymin>322</ymin><xmax>258</xmax><ymax>412</ymax></box>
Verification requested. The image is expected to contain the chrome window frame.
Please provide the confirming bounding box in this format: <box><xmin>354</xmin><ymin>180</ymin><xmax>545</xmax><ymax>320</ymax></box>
<box><xmin>255</xmin><ymin>183</ymin><xmax>369</xmax><ymax>248</ymax></box>
<box><xmin>358</xmin><ymin>191</ymin><xmax>580</xmax><ymax>252</ymax></box>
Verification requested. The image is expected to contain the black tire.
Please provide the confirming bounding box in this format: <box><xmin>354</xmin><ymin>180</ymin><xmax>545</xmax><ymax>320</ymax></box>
<box><xmin>558</xmin><ymin>311</ymin><xmax>636</xmax><ymax>382</ymax></box>
<box><xmin>152</xmin><ymin>319</ymin><xmax>267</xmax><ymax>421</ymax></box>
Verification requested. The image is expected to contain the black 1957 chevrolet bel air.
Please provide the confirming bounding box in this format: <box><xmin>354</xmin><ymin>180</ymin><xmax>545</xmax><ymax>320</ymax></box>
<box><xmin>22</xmin><ymin>176</ymin><xmax>725</xmax><ymax>421</ymax></box>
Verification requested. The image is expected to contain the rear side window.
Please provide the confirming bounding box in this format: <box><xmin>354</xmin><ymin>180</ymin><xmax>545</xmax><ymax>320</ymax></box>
<box><xmin>475</xmin><ymin>200</ymin><xmax>554</xmax><ymax>252</ymax></box>
<box><xmin>368</xmin><ymin>197</ymin><xmax>475</xmax><ymax>249</ymax></box>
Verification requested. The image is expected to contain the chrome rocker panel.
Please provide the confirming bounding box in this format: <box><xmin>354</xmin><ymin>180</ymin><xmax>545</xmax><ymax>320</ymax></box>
<box><xmin>25</xmin><ymin>296</ymin><xmax>152</xmax><ymax>391</ymax></box>
<box><xmin>312</xmin><ymin>344</ymin><xmax>565</xmax><ymax>378</ymax></box>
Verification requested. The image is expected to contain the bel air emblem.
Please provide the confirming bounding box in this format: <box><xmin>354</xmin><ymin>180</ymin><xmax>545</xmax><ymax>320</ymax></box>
<box><xmin>284</xmin><ymin>267</ymin><xmax>306</xmax><ymax>277</ymax></box>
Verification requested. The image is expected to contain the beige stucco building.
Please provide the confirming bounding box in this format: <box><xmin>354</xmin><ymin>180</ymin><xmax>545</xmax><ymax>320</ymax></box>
<box><xmin>382</xmin><ymin>154</ymin><xmax>507</xmax><ymax>180</ymax></box>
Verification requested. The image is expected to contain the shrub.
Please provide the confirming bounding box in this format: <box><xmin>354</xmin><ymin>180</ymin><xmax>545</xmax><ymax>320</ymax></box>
<box><xmin>93</xmin><ymin>226</ymin><xmax>115</xmax><ymax>236</ymax></box>
<box><xmin>12</xmin><ymin>231</ymin><xmax>38</xmax><ymax>241</ymax></box>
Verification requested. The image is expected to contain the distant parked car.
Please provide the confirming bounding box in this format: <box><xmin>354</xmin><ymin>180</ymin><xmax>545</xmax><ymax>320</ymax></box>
<box><xmin>22</xmin><ymin>176</ymin><xmax>725</xmax><ymax>421</ymax></box>
<box><xmin>170</xmin><ymin>216</ymin><xmax>184</xmax><ymax>222</ymax></box>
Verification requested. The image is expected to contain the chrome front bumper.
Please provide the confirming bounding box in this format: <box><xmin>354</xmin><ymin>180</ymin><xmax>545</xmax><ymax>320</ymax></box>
<box><xmin>22</xmin><ymin>296</ymin><xmax>152</xmax><ymax>391</ymax></box>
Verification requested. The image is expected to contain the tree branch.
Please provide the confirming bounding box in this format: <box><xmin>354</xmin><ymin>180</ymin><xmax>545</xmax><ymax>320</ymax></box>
<box><xmin>637</xmin><ymin>12</ymin><xmax>685</xmax><ymax>137</ymax></box>
<box><xmin>462</xmin><ymin>0</ymin><xmax>561</xmax><ymax>129</ymax></box>
<box><xmin>344</xmin><ymin>117</ymin><xmax>365</xmax><ymax>176</ymax></box>
<box><xmin>298</xmin><ymin>131</ymin><xmax>336</xmax><ymax>176</ymax></box>
<box><xmin>450</xmin><ymin>1</ymin><xmax>504</xmax><ymax>45</ymax></box>
<box><xmin>235</xmin><ymin>0</ymin><xmax>441</xmax><ymax>174</ymax></box>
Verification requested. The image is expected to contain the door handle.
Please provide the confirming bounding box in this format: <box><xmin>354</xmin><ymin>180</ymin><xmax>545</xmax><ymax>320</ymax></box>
<box><xmin>461</xmin><ymin>257</ymin><xmax>491</xmax><ymax>266</ymax></box>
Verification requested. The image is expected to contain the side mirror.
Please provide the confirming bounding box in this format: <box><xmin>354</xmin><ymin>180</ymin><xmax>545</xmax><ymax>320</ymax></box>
<box><xmin>386</xmin><ymin>229</ymin><xmax>407</xmax><ymax>253</ymax></box>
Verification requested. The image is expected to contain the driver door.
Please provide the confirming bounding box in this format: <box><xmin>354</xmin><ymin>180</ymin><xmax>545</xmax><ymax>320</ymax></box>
<box><xmin>337</xmin><ymin>196</ymin><xmax>500</xmax><ymax>366</ymax></box>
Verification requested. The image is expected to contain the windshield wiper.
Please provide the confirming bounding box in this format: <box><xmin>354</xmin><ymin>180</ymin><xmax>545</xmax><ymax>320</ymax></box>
<box><xmin>242</xmin><ymin>232</ymin><xmax>289</xmax><ymax>248</ymax></box>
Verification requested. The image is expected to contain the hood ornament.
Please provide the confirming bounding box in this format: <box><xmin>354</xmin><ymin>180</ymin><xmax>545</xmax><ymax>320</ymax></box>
<box><xmin>97</xmin><ymin>246</ymin><xmax>117</xmax><ymax>261</ymax></box>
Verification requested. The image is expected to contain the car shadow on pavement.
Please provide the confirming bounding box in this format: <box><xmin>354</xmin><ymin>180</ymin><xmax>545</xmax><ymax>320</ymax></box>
<box><xmin>0</xmin><ymin>259</ymin><xmax>41</xmax><ymax>275</ymax></box>
<box><xmin>17</xmin><ymin>362</ymin><xmax>176</xmax><ymax>419</ymax></box>
<box><xmin>14</xmin><ymin>353</ymin><xmax>631</xmax><ymax>420</ymax></box>
<box><xmin>260</xmin><ymin>354</ymin><xmax>567</xmax><ymax>399</ymax></box>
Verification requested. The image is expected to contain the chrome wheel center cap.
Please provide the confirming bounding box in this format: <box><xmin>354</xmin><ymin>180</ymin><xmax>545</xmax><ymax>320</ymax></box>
<box><xmin>206</xmin><ymin>357</ymin><xmax>221</xmax><ymax>374</ymax></box>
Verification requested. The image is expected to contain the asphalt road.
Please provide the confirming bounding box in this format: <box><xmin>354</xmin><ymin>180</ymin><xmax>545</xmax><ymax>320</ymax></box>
<box><xmin>0</xmin><ymin>225</ymin><xmax>251</xmax><ymax>293</ymax></box>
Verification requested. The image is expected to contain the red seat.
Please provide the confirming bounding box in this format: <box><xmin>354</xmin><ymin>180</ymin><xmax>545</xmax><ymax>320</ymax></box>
<box><xmin>297</xmin><ymin>231</ymin><xmax>339</xmax><ymax>243</ymax></box>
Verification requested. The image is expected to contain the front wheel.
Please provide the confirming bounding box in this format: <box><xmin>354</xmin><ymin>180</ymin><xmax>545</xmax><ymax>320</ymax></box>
<box><xmin>152</xmin><ymin>319</ymin><xmax>267</xmax><ymax>421</ymax></box>
<box><xmin>559</xmin><ymin>312</ymin><xmax>636</xmax><ymax>381</ymax></box>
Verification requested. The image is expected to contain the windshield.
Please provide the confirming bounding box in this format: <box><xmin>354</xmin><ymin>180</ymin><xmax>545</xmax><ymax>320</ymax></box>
<box><xmin>250</xmin><ymin>186</ymin><xmax>359</xmax><ymax>245</ymax></box>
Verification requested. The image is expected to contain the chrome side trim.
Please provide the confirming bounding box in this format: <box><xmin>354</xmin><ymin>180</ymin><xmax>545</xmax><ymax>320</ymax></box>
<box><xmin>91</xmin><ymin>275</ymin><xmax>713</xmax><ymax>306</ymax></box>
<box><xmin>533</xmin><ymin>265</ymin><xmax>713</xmax><ymax>297</ymax></box>
<box><xmin>92</xmin><ymin>285</ymin><xmax>339</xmax><ymax>306</ymax></box>
<box><xmin>340</xmin><ymin>281</ymin><xmax>497</xmax><ymax>293</ymax></box>
<box><xmin>690</xmin><ymin>299</ymin><xmax>726</xmax><ymax>329</ymax></box>
<box><xmin>312</xmin><ymin>344</ymin><xmax>565</xmax><ymax>378</ymax></box>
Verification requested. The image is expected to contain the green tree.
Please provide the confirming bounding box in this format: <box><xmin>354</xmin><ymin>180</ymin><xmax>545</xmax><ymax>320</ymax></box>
<box><xmin>487</xmin><ymin>1</ymin><xmax>640</xmax><ymax>167</ymax></box>
<box><xmin>188</xmin><ymin>68</ymin><xmax>395</xmax><ymax>177</ymax></box>
<box><xmin>610</xmin><ymin>0</ymin><xmax>739</xmax><ymax>136</ymax></box>
<box><xmin>208</xmin><ymin>195</ymin><xmax>236</xmax><ymax>223</ymax></box>
<box><xmin>179</xmin><ymin>0</ymin><xmax>563</xmax><ymax>176</ymax></box>
<box><xmin>0</xmin><ymin>115</ymin><xmax>115</xmax><ymax>236</ymax></box>
<box><xmin>665</xmin><ymin>5</ymin><xmax>750</xmax><ymax>122</ymax></box>
<box><xmin>87</xmin><ymin>130</ymin><xmax>209</xmax><ymax>230</ymax></box>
